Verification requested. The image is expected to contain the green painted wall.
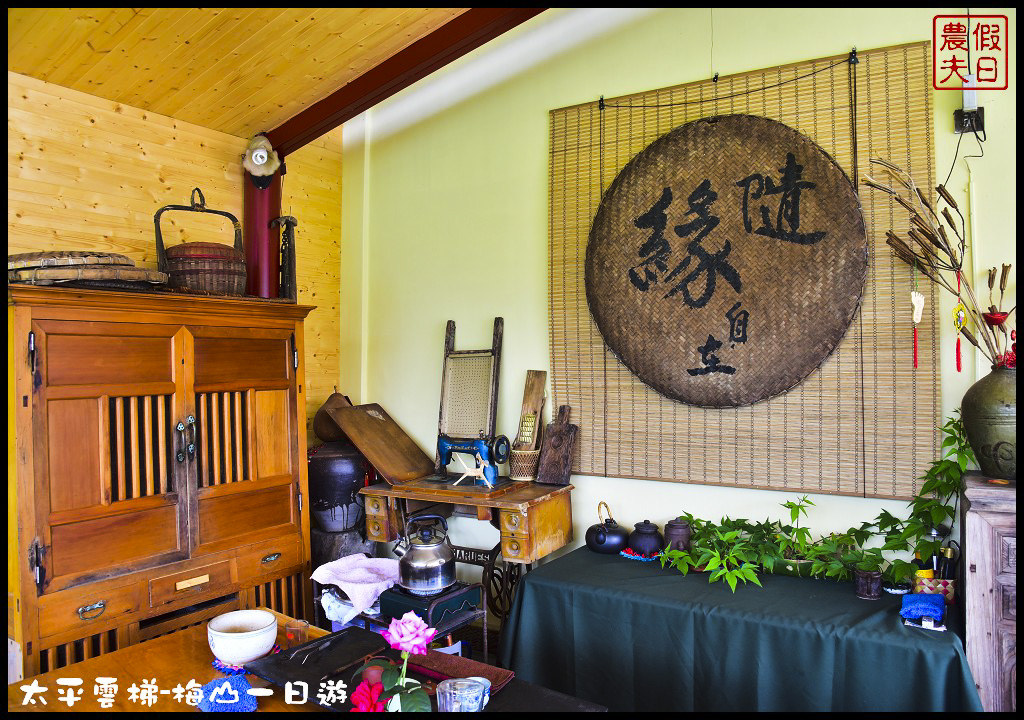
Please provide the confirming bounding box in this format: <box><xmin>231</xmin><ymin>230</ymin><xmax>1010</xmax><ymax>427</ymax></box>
<box><xmin>341</xmin><ymin>8</ymin><xmax>1016</xmax><ymax>556</ymax></box>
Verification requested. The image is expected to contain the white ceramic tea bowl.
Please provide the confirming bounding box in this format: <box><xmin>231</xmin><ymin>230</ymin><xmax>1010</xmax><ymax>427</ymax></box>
<box><xmin>207</xmin><ymin>609</ymin><xmax>277</xmax><ymax>665</ymax></box>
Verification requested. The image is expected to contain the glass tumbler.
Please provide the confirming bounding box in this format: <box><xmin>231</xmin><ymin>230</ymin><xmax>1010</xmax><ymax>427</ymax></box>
<box><xmin>284</xmin><ymin>619</ymin><xmax>309</xmax><ymax>649</ymax></box>
<box><xmin>436</xmin><ymin>678</ymin><xmax>487</xmax><ymax>712</ymax></box>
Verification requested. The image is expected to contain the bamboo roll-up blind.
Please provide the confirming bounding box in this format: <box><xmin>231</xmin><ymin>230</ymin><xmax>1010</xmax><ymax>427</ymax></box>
<box><xmin>549</xmin><ymin>42</ymin><xmax>938</xmax><ymax>499</ymax></box>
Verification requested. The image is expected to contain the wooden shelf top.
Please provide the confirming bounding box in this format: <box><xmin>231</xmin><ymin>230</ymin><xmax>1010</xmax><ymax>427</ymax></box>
<box><xmin>8</xmin><ymin>284</ymin><xmax>314</xmax><ymax>320</ymax></box>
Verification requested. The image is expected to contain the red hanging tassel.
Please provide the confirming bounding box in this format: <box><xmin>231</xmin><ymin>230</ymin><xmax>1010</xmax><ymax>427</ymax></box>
<box><xmin>955</xmin><ymin>272</ymin><xmax>962</xmax><ymax>373</ymax></box>
<box><xmin>913</xmin><ymin>327</ymin><xmax>919</xmax><ymax>369</ymax></box>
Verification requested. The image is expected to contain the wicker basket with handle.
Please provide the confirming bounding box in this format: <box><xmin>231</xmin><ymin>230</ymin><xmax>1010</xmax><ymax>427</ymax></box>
<box><xmin>155</xmin><ymin>188</ymin><xmax>246</xmax><ymax>295</ymax></box>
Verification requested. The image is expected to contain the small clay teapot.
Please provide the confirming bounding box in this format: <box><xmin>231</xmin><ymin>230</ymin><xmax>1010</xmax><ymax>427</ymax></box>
<box><xmin>627</xmin><ymin>520</ymin><xmax>665</xmax><ymax>558</ymax></box>
<box><xmin>664</xmin><ymin>517</ymin><xmax>692</xmax><ymax>553</ymax></box>
<box><xmin>585</xmin><ymin>502</ymin><xmax>629</xmax><ymax>554</ymax></box>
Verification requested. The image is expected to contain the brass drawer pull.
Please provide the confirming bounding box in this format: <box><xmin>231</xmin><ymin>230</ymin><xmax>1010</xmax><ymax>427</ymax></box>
<box><xmin>262</xmin><ymin>553</ymin><xmax>282</xmax><ymax>564</ymax></box>
<box><xmin>175</xmin><ymin>574</ymin><xmax>210</xmax><ymax>592</ymax></box>
<box><xmin>77</xmin><ymin>600</ymin><xmax>106</xmax><ymax>621</ymax></box>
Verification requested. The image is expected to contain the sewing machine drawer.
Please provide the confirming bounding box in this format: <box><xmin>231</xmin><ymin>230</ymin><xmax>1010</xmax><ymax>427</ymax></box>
<box><xmin>365</xmin><ymin>495</ymin><xmax>388</xmax><ymax>516</ymax></box>
<box><xmin>501</xmin><ymin>532</ymin><xmax>534</xmax><ymax>563</ymax></box>
<box><xmin>500</xmin><ymin>509</ymin><xmax>529</xmax><ymax>533</ymax></box>
<box><xmin>364</xmin><ymin>494</ymin><xmax>399</xmax><ymax>542</ymax></box>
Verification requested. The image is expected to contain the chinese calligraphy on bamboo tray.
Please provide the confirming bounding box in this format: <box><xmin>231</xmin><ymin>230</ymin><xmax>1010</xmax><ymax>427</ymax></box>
<box><xmin>585</xmin><ymin>114</ymin><xmax>867</xmax><ymax>407</ymax></box>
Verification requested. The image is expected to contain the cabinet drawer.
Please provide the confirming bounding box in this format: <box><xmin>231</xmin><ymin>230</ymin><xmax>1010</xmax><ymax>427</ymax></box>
<box><xmin>38</xmin><ymin>583</ymin><xmax>143</xmax><ymax>640</ymax></box>
<box><xmin>501</xmin><ymin>533</ymin><xmax>533</xmax><ymax>563</ymax></box>
<box><xmin>150</xmin><ymin>560</ymin><xmax>234</xmax><ymax>608</ymax></box>
<box><xmin>237</xmin><ymin>537</ymin><xmax>303</xmax><ymax>581</ymax></box>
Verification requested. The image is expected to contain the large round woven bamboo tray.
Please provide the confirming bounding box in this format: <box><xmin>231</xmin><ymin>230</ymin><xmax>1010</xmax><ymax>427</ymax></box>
<box><xmin>8</xmin><ymin>250</ymin><xmax>135</xmax><ymax>270</ymax></box>
<box><xmin>585</xmin><ymin>114</ymin><xmax>867</xmax><ymax>407</ymax></box>
<box><xmin>8</xmin><ymin>265</ymin><xmax>167</xmax><ymax>286</ymax></box>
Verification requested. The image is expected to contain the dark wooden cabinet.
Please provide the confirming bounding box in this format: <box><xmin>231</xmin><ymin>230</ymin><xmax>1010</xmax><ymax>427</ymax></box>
<box><xmin>962</xmin><ymin>472</ymin><xmax>1016</xmax><ymax>712</ymax></box>
<box><xmin>9</xmin><ymin>286</ymin><xmax>313</xmax><ymax>676</ymax></box>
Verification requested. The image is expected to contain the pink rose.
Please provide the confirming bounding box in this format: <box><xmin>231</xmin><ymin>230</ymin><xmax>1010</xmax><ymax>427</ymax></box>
<box><xmin>382</xmin><ymin>611</ymin><xmax>437</xmax><ymax>655</ymax></box>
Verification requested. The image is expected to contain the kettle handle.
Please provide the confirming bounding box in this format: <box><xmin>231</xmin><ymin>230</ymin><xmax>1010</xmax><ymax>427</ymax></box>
<box><xmin>598</xmin><ymin>501</ymin><xmax>613</xmax><ymax>524</ymax></box>
<box><xmin>405</xmin><ymin>514</ymin><xmax>449</xmax><ymax>539</ymax></box>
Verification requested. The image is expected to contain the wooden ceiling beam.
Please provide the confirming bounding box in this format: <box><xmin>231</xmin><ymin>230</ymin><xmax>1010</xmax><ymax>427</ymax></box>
<box><xmin>266</xmin><ymin>7</ymin><xmax>546</xmax><ymax>157</ymax></box>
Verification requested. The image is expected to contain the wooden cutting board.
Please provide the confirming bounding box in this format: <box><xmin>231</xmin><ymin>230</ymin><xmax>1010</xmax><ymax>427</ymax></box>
<box><xmin>326</xmin><ymin>403</ymin><xmax>434</xmax><ymax>484</ymax></box>
<box><xmin>535</xmin><ymin>405</ymin><xmax>578</xmax><ymax>486</ymax></box>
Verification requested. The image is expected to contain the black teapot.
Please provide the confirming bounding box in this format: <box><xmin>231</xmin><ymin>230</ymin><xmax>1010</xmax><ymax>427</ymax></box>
<box><xmin>585</xmin><ymin>502</ymin><xmax>629</xmax><ymax>554</ymax></box>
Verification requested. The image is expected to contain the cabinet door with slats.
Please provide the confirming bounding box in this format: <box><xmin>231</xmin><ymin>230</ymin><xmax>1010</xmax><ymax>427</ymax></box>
<box><xmin>189</xmin><ymin>326</ymin><xmax>301</xmax><ymax>556</ymax></box>
<box><xmin>32</xmin><ymin>320</ymin><xmax>190</xmax><ymax>594</ymax></box>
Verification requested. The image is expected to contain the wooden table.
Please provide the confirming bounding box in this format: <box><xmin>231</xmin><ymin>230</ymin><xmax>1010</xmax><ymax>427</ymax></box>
<box><xmin>361</xmin><ymin>480</ymin><xmax>573</xmax><ymax>624</ymax></box>
<box><xmin>10</xmin><ymin>608</ymin><xmax>606</xmax><ymax>712</ymax></box>
<box><xmin>9</xmin><ymin>609</ymin><xmax>324</xmax><ymax>712</ymax></box>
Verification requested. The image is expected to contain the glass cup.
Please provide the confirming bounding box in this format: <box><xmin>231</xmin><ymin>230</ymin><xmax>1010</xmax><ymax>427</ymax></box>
<box><xmin>284</xmin><ymin>619</ymin><xmax>309</xmax><ymax>649</ymax></box>
<box><xmin>436</xmin><ymin>678</ymin><xmax>487</xmax><ymax>712</ymax></box>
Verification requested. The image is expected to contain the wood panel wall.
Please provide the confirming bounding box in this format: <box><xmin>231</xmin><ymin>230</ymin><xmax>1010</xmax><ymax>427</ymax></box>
<box><xmin>7</xmin><ymin>71</ymin><xmax>341</xmax><ymax>441</ymax></box>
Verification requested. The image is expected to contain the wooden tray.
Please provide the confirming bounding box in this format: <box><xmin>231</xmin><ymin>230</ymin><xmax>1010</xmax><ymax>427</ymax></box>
<box><xmin>244</xmin><ymin>627</ymin><xmax>388</xmax><ymax>711</ymax></box>
<box><xmin>326</xmin><ymin>404</ymin><xmax>434</xmax><ymax>484</ymax></box>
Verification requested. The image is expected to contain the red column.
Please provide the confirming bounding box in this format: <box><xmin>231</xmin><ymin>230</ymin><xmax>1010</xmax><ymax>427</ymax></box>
<box><xmin>242</xmin><ymin>171</ymin><xmax>282</xmax><ymax>298</ymax></box>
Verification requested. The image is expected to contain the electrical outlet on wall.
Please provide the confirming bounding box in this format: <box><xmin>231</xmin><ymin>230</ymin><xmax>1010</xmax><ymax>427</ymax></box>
<box><xmin>954</xmin><ymin>107</ymin><xmax>985</xmax><ymax>134</ymax></box>
<box><xmin>954</xmin><ymin>73</ymin><xmax>985</xmax><ymax>135</ymax></box>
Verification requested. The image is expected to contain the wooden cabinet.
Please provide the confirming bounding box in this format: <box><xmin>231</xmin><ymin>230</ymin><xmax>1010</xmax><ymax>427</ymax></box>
<box><xmin>962</xmin><ymin>472</ymin><xmax>1016</xmax><ymax>712</ymax></box>
<box><xmin>8</xmin><ymin>286</ymin><xmax>313</xmax><ymax>676</ymax></box>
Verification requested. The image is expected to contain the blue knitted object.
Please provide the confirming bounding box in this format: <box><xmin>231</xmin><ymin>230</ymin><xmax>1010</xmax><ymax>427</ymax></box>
<box><xmin>900</xmin><ymin>593</ymin><xmax>945</xmax><ymax>623</ymax></box>
<box><xmin>198</xmin><ymin>675</ymin><xmax>258</xmax><ymax>713</ymax></box>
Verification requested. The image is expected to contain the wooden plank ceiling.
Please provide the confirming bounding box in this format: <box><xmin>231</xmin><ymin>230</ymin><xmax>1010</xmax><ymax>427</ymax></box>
<box><xmin>7</xmin><ymin>8</ymin><xmax>468</xmax><ymax>138</ymax></box>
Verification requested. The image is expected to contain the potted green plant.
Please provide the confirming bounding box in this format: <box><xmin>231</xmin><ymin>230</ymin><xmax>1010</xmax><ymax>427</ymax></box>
<box><xmin>768</xmin><ymin>495</ymin><xmax>818</xmax><ymax>577</ymax></box>
<box><xmin>871</xmin><ymin>413</ymin><xmax>974</xmax><ymax>591</ymax></box>
<box><xmin>660</xmin><ymin>514</ymin><xmax>763</xmax><ymax>592</ymax></box>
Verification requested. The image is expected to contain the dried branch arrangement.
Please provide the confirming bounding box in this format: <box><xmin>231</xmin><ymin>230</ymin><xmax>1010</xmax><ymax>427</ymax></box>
<box><xmin>862</xmin><ymin>158</ymin><xmax>1015</xmax><ymax>368</ymax></box>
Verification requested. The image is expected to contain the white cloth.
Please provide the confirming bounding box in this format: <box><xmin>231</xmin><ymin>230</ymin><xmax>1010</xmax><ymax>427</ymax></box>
<box><xmin>310</xmin><ymin>554</ymin><xmax>400</xmax><ymax>616</ymax></box>
<box><xmin>320</xmin><ymin>589</ymin><xmax>379</xmax><ymax>626</ymax></box>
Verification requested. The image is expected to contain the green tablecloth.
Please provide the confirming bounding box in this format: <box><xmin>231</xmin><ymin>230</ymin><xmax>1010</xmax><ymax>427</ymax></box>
<box><xmin>499</xmin><ymin>547</ymin><xmax>982</xmax><ymax>712</ymax></box>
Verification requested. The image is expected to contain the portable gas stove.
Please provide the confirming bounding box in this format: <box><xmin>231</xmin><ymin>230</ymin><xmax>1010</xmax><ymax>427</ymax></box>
<box><xmin>379</xmin><ymin>581</ymin><xmax>483</xmax><ymax>629</ymax></box>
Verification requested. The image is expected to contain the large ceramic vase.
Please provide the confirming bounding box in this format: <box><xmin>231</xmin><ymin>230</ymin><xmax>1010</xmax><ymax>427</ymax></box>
<box><xmin>961</xmin><ymin>366</ymin><xmax>1016</xmax><ymax>483</ymax></box>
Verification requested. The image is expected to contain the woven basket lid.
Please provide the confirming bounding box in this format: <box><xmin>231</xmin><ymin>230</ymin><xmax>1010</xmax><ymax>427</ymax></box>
<box><xmin>586</xmin><ymin>114</ymin><xmax>867</xmax><ymax>407</ymax></box>
<box><xmin>8</xmin><ymin>250</ymin><xmax>135</xmax><ymax>270</ymax></box>
<box><xmin>164</xmin><ymin>241</ymin><xmax>244</xmax><ymax>261</ymax></box>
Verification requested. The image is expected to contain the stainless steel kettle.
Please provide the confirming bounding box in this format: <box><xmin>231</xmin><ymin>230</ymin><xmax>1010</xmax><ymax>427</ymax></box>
<box><xmin>393</xmin><ymin>514</ymin><xmax>456</xmax><ymax>596</ymax></box>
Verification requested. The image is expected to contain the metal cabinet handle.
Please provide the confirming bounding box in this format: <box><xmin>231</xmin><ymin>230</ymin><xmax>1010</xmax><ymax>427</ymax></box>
<box><xmin>175</xmin><ymin>421</ymin><xmax>187</xmax><ymax>463</ymax></box>
<box><xmin>262</xmin><ymin>553</ymin><xmax>282</xmax><ymax>564</ymax></box>
<box><xmin>185</xmin><ymin>415</ymin><xmax>197</xmax><ymax>459</ymax></box>
<box><xmin>77</xmin><ymin>600</ymin><xmax>106</xmax><ymax>621</ymax></box>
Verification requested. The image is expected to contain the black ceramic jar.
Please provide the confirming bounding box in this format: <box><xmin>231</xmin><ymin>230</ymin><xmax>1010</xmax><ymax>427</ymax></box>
<box><xmin>627</xmin><ymin>520</ymin><xmax>665</xmax><ymax>557</ymax></box>
<box><xmin>307</xmin><ymin>440</ymin><xmax>368</xmax><ymax>532</ymax></box>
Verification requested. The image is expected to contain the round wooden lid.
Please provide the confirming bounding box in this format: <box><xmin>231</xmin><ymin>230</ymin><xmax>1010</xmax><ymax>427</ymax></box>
<box><xmin>585</xmin><ymin>114</ymin><xmax>867</xmax><ymax>407</ymax></box>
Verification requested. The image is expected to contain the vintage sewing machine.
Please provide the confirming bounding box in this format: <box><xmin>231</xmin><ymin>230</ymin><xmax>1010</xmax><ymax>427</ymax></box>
<box><xmin>436</xmin><ymin>433</ymin><xmax>511</xmax><ymax>487</ymax></box>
